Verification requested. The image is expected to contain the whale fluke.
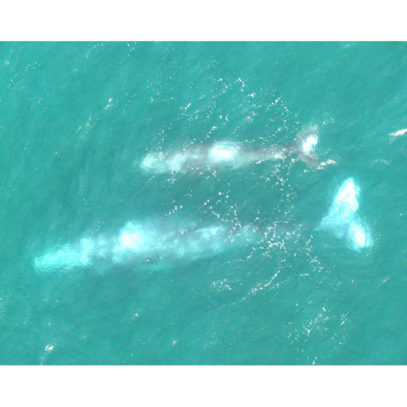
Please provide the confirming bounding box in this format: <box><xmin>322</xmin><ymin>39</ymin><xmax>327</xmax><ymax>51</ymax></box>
<box><xmin>317</xmin><ymin>178</ymin><xmax>372</xmax><ymax>251</ymax></box>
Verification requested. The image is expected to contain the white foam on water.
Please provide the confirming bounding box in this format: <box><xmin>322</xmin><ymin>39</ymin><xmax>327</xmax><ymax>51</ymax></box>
<box><xmin>390</xmin><ymin>128</ymin><xmax>407</xmax><ymax>137</ymax></box>
<box><xmin>301</xmin><ymin>134</ymin><xmax>318</xmax><ymax>155</ymax></box>
<box><xmin>272</xmin><ymin>151</ymin><xmax>285</xmax><ymax>160</ymax></box>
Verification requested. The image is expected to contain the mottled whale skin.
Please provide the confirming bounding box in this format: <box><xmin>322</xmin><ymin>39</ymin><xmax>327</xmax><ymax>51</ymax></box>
<box><xmin>140</xmin><ymin>128</ymin><xmax>320</xmax><ymax>174</ymax></box>
<box><xmin>33</xmin><ymin>219</ymin><xmax>270</xmax><ymax>272</ymax></box>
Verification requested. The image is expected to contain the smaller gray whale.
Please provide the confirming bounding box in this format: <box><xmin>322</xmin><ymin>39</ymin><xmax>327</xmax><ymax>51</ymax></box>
<box><xmin>140</xmin><ymin>127</ymin><xmax>320</xmax><ymax>174</ymax></box>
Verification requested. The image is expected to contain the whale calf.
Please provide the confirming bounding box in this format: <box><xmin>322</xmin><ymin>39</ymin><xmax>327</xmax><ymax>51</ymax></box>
<box><xmin>140</xmin><ymin>127</ymin><xmax>319</xmax><ymax>174</ymax></box>
<box><xmin>318</xmin><ymin>178</ymin><xmax>372</xmax><ymax>251</ymax></box>
<box><xmin>33</xmin><ymin>219</ymin><xmax>267</xmax><ymax>272</ymax></box>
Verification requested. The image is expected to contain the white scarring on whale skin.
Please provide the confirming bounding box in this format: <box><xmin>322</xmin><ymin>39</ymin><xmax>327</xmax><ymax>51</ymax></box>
<box><xmin>140</xmin><ymin>142</ymin><xmax>244</xmax><ymax>174</ymax></box>
<box><xmin>140</xmin><ymin>151</ymin><xmax>188</xmax><ymax>173</ymax></box>
<box><xmin>318</xmin><ymin>177</ymin><xmax>372</xmax><ymax>251</ymax></box>
<box><xmin>208</xmin><ymin>143</ymin><xmax>240</xmax><ymax>163</ymax></box>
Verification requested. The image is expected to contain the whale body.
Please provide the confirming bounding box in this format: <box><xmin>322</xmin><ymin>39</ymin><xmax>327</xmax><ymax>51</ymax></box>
<box><xmin>140</xmin><ymin>128</ymin><xmax>319</xmax><ymax>174</ymax></box>
<box><xmin>33</xmin><ymin>219</ymin><xmax>266</xmax><ymax>272</ymax></box>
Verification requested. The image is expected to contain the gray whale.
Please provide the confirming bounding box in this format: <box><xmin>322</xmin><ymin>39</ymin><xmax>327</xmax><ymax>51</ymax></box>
<box><xmin>140</xmin><ymin>127</ymin><xmax>320</xmax><ymax>174</ymax></box>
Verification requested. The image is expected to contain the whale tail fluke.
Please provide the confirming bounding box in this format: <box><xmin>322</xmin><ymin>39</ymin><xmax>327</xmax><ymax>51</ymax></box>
<box><xmin>317</xmin><ymin>178</ymin><xmax>373</xmax><ymax>251</ymax></box>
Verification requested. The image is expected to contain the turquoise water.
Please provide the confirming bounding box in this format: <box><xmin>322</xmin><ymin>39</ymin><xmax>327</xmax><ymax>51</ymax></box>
<box><xmin>0</xmin><ymin>42</ymin><xmax>407</xmax><ymax>364</ymax></box>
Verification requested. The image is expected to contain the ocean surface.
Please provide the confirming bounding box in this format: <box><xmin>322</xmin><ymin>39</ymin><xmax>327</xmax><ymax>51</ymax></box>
<box><xmin>0</xmin><ymin>42</ymin><xmax>406</xmax><ymax>364</ymax></box>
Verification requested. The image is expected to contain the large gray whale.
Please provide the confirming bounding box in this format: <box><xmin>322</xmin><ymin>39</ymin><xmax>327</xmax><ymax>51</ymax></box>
<box><xmin>33</xmin><ymin>219</ymin><xmax>273</xmax><ymax>272</ymax></box>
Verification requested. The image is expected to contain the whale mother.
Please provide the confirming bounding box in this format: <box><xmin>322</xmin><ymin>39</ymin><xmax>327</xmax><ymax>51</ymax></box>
<box><xmin>33</xmin><ymin>219</ymin><xmax>268</xmax><ymax>272</ymax></box>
